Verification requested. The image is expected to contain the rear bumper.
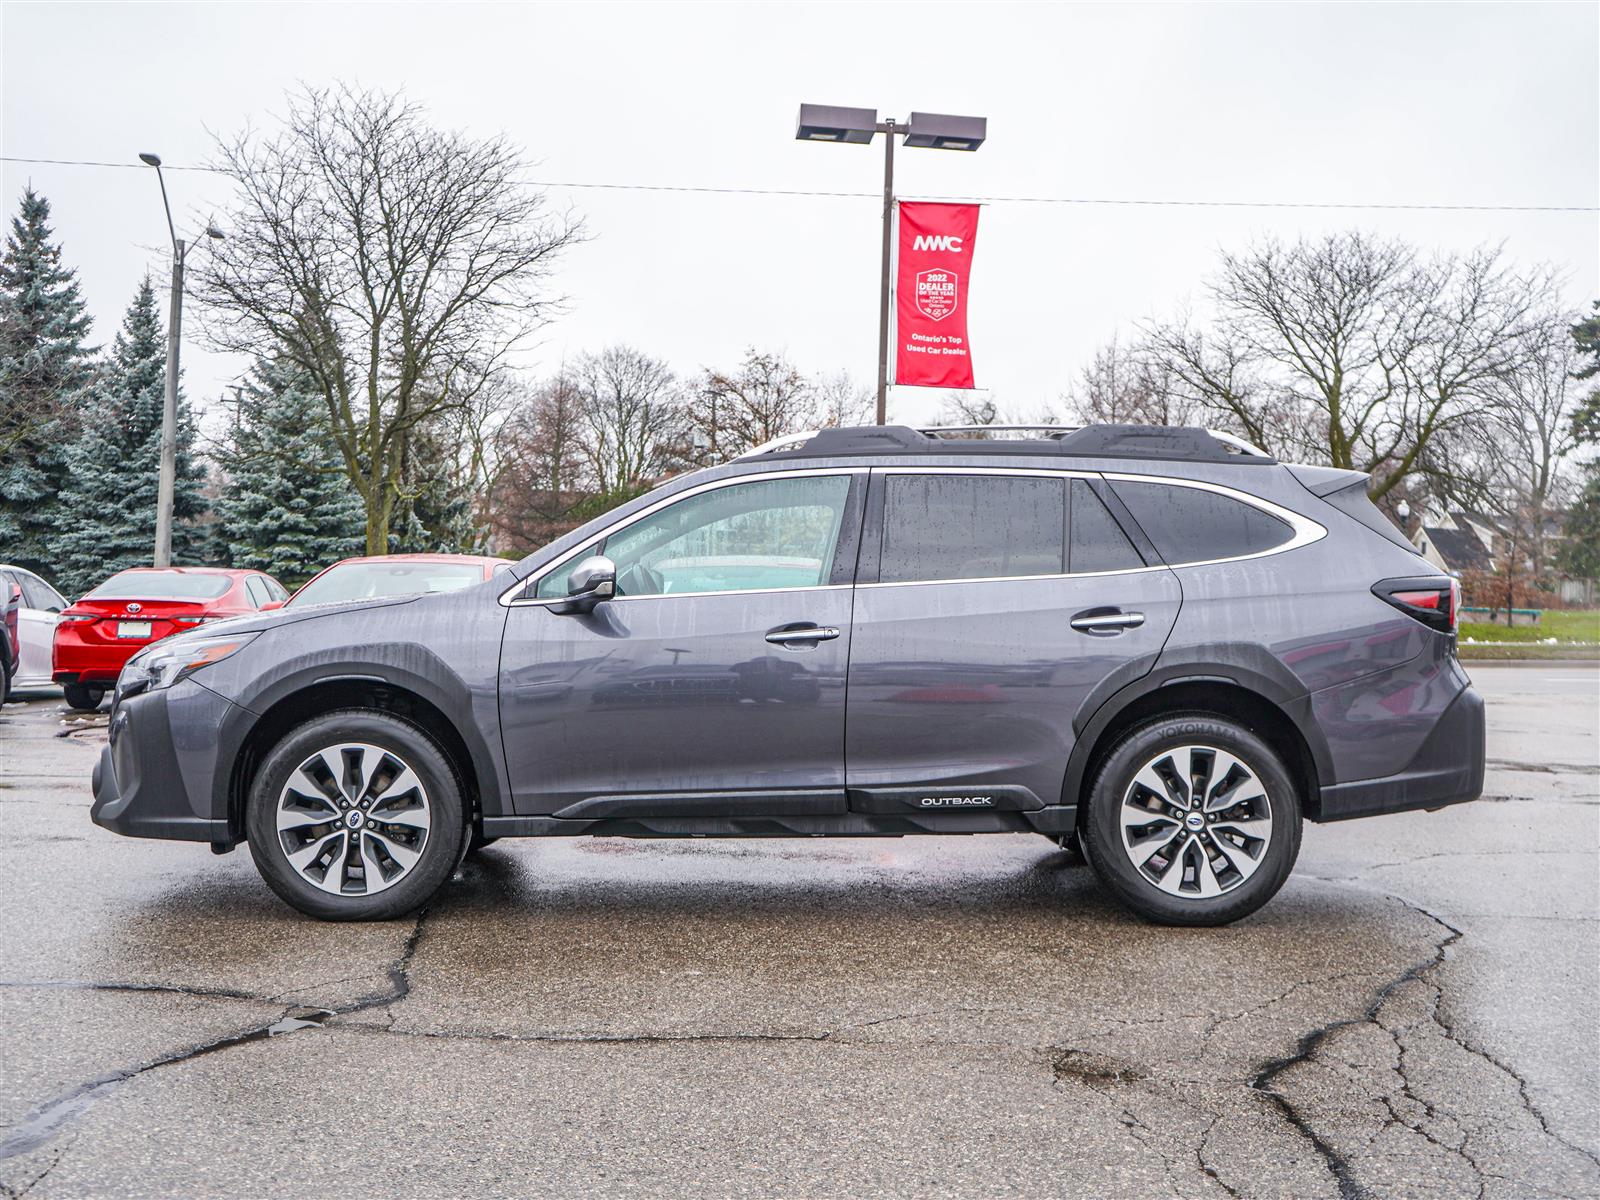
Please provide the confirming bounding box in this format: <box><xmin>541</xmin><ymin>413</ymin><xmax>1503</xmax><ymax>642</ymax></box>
<box><xmin>1313</xmin><ymin>684</ymin><xmax>1485</xmax><ymax>822</ymax></box>
<box><xmin>90</xmin><ymin>681</ymin><xmax>237</xmax><ymax>844</ymax></box>
<box><xmin>53</xmin><ymin>647</ymin><xmax>136</xmax><ymax>685</ymax></box>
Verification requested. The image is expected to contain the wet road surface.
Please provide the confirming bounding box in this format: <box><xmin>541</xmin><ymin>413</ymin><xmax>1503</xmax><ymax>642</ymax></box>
<box><xmin>1</xmin><ymin>665</ymin><xmax>1595</xmax><ymax>1198</ymax></box>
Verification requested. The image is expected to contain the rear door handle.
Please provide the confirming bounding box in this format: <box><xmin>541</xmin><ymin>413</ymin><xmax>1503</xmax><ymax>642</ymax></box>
<box><xmin>1070</xmin><ymin>611</ymin><xmax>1145</xmax><ymax>633</ymax></box>
<box><xmin>765</xmin><ymin>625</ymin><xmax>840</xmax><ymax>646</ymax></box>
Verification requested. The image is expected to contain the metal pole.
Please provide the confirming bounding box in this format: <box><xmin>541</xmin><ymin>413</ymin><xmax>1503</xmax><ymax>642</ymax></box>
<box><xmin>875</xmin><ymin>120</ymin><xmax>896</xmax><ymax>425</ymax></box>
<box><xmin>154</xmin><ymin>239</ymin><xmax>183</xmax><ymax>568</ymax></box>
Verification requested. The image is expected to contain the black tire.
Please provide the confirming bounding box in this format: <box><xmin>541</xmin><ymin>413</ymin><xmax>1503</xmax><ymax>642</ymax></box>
<box><xmin>1</xmin><ymin>646</ymin><xmax>11</xmax><ymax>706</ymax></box>
<box><xmin>63</xmin><ymin>683</ymin><xmax>105</xmax><ymax>712</ymax></box>
<box><xmin>1080</xmin><ymin>712</ymin><xmax>1302</xmax><ymax>927</ymax></box>
<box><xmin>246</xmin><ymin>709</ymin><xmax>466</xmax><ymax>921</ymax></box>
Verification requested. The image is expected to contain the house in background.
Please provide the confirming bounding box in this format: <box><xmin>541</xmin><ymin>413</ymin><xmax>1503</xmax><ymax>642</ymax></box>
<box><xmin>1413</xmin><ymin>514</ymin><xmax>1495</xmax><ymax>576</ymax></box>
<box><xmin>1413</xmin><ymin>509</ymin><xmax>1594</xmax><ymax>607</ymax></box>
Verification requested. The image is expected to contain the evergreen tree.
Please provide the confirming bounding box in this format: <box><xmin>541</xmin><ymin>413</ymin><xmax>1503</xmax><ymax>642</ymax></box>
<box><xmin>49</xmin><ymin>278</ymin><xmax>206</xmax><ymax>597</ymax></box>
<box><xmin>0</xmin><ymin>187</ymin><xmax>95</xmax><ymax>572</ymax></box>
<box><xmin>1559</xmin><ymin>303</ymin><xmax>1600</xmax><ymax>580</ymax></box>
<box><xmin>387</xmin><ymin>415</ymin><xmax>487</xmax><ymax>554</ymax></box>
<box><xmin>213</xmin><ymin>356</ymin><xmax>365</xmax><ymax>586</ymax></box>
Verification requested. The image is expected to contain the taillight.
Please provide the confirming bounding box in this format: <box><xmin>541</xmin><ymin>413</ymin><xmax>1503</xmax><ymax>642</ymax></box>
<box><xmin>1373</xmin><ymin>577</ymin><xmax>1457</xmax><ymax>635</ymax></box>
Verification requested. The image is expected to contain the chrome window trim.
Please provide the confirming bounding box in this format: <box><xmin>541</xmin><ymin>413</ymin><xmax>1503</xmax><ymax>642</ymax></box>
<box><xmin>499</xmin><ymin>466</ymin><xmax>866</xmax><ymax>608</ymax></box>
<box><xmin>859</xmin><ymin>466</ymin><xmax>1325</xmax><ymax>590</ymax></box>
<box><xmin>502</xmin><ymin>463</ymin><xmax>1326</xmax><ymax>606</ymax></box>
<box><xmin>513</xmin><ymin>583</ymin><xmax>853</xmax><ymax>609</ymax></box>
<box><xmin>1098</xmin><ymin>471</ymin><xmax>1327</xmax><ymax>564</ymax></box>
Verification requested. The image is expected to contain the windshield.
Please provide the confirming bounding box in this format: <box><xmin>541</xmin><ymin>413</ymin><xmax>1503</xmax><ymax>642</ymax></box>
<box><xmin>289</xmin><ymin>561</ymin><xmax>485</xmax><ymax>607</ymax></box>
<box><xmin>84</xmin><ymin>571</ymin><xmax>233</xmax><ymax>601</ymax></box>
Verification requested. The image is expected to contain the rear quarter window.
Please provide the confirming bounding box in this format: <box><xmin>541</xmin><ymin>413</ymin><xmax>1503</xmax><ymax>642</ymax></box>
<box><xmin>1110</xmin><ymin>480</ymin><xmax>1294</xmax><ymax>565</ymax></box>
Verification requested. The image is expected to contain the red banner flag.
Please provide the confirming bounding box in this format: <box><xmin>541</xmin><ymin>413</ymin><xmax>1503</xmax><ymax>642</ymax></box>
<box><xmin>894</xmin><ymin>201</ymin><xmax>980</xmax><ymax>389</ymax></box>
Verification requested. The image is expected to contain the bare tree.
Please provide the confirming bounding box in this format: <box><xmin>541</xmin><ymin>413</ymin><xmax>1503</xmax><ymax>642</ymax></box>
<box><xmin>687</xmin><ymin>349</ymin><xmax>813</xmax><ymax>460</ymax></box>
<box><xmin>932</xmin><ymin>393</ymin><xmax>1000</xmax><ymax>426</ymax></box>
<box><xmin>810</xmin><ymin>369</ymin><xmax>875</xmax><ymax>430</ymax></box>
<box><xmin>1425</xmin><ymin>310</ymin><xmax>1583</xmax><ymax>591</ymax></box>
<box><xmin>1143</xmin><ymin>232</ymin><xmax>1546</xmax><ymax>498</ymax></box>
<box><xmin>490</xmin><ymin>372</ymin><xmax>592</xmax><ymax>553</ymax></box>
<box><xmin>196</xmin><ymin>85</ymin><xmax>583</xmax><ymax>553</ymax></box>
<box><xmin>571</xmin><ymin>345</ymin><xmax>681</xmax><ymax>494</ymax></box>
<box><xmin>682</xmin><ymin>353</ymin><xmax>876</xmax><ymax>463</ymax></box>
<box><xmin>1060</xmin><ymin>335</ymin><xmax>1197</xmax><ymax>427</ymax></box>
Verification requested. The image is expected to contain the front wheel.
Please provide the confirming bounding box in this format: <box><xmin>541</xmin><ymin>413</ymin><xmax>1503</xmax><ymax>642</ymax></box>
<box><xmin>63</xmin><ymin>683</ymin><xmax>105</xmax><ymax>712</ymax></box>
<box><xmin>1081</xmin><ymin>713</ymin><xmax>1302</xmax><ymax>927</ymax></box>
<box><xmin>246</xmin><ymin>709</ymin><xmax>466</xmax><ymax>921</ymax></box>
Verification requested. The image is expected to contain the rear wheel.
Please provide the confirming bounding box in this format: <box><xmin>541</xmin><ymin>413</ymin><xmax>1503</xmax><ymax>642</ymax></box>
<box><xmin>1081</xmin><ymin>713</ymin><xmax>1301</xmax><ymax>927</ymax></box>
<box><xmin>63</xmin><ymin>683</ymin><xmax>105</xmax><ymax>712</ymax></box>
<box><xmin>246</xmin><ymin>709</ymin><xmax>465</xmax><ymax>921</ymax></box>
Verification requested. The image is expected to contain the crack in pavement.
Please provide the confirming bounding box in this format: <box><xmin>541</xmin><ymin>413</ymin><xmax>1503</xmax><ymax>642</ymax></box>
<box><xmin>3</xmin><ymin>872</ymin><xmax>1592</xmax><ymax>1199</ymax></box>
<box><xmin>1251</xmin><ymin>888</ymin><xmax>1600</xmax><ymax>1200</ymax></box>
<box><xmin>1487</xmin><ymin>759</ymin><xmax>1600</xmax><ymax>776</ymax></box>
<box><xmin>1248</xmin><ymin>901</ymin><xmax>1463</xmax><ymax>1200</ymax></box>
<box><xmin>0</xmin><ymin>906</ymin><xmax>435</xmax><ymax>1167</ymax></box>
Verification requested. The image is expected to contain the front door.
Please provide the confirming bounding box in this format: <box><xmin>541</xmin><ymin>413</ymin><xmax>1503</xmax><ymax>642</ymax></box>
<box><xmin>499</xmin><ymin>470</ymin><xmax>865</xmax><ymax>817</ymax></box>
<box><xmin>845</xmin><ymin>469</ymin><xmax>1181</xmax><ymax>812</ymax></box>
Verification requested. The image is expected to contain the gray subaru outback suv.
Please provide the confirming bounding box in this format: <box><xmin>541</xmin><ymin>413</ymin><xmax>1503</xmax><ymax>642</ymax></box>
<box><xmin>91</xmin><ymin>425</ymin><xmax>1484</xmax><ymax>925</ymax></box>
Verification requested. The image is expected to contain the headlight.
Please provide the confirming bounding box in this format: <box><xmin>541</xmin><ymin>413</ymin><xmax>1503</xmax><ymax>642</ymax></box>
<box><xmin>116</xmin><ymin>633</ymin><xmax>257</xmax><ymax>702</ymax></box>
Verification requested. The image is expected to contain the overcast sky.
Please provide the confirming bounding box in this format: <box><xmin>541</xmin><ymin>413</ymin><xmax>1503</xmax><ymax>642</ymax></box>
<box><xmin>3</xmin><ymin>1</ymin><xmax>1596</xmax><ymax>428</ymax></box>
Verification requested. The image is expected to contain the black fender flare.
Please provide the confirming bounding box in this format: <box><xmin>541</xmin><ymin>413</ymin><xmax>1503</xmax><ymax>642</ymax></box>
<box><xmin>214</xmin><ymin>654</ymin><xmax>507</xmax><ymax>826</ymax></box>
<box><xmin>1060</xmin><ymin>648</ymin><xmax>1335</xmax><ymax>809</ymax></box>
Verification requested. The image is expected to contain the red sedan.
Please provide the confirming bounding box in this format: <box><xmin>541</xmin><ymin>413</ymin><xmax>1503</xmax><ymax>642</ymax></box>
<box><xmin>53</xmin><ymin>567</ymin><xmax>288</xmax><ymax>711</ymax></box>
<box><xmin>283</xmin><ymin>553</ymin><xmax>511</xmax><ymax>608</ymax></box>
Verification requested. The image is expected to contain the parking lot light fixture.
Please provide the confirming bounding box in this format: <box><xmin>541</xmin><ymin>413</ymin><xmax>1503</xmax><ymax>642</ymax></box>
<box><xmin>795</xmin><ymin>103</ymin><xmax>987</xmax><ymax>425</ymax></box>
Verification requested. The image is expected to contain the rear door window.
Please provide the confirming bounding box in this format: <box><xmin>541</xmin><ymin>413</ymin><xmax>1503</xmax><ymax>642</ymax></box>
<box><xmin>877</xmin><ymin>474</ymin><xmax>1065</xmax><ymax>584</ymax></box>
<box><xmin>1110</xmin><ymin>480</ymin><xmax>1293</xmax><ymax>565</ymax></box>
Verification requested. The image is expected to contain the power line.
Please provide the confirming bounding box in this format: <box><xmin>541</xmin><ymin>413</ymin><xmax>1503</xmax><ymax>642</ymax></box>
<box><xmin>3</xmin><ymin>154</ymin><xmax>1595</xmax><ymax>213</ymax></box>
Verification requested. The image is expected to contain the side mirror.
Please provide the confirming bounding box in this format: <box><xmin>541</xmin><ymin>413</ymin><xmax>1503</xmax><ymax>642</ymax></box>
<box><xmin>554</xmin><ymin>555</ymin><xmax>616</xmax><ymax>614</ymax></box>
<box><xmin>260</xmin><ymin>599</ymin><xmax>286</xmax><ymax>611</ymax></box>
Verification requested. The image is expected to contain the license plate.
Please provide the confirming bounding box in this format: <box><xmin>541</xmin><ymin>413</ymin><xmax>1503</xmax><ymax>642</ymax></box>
<box><xmin>117</xmin><ymin>621</ymin><xmax>153</xmax><ymax>639</ymax></box>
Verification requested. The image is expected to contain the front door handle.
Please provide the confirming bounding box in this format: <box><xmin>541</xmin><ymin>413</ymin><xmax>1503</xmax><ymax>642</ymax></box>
<box><xmin>1070</xmin><ymin>611</ymin><xmax>1145</xmax><ymax>633</ymax></box>
<box><xmin>765</xmin><ymin>625</ymin><xmax>841</xmax><ymax>646</ymax></box>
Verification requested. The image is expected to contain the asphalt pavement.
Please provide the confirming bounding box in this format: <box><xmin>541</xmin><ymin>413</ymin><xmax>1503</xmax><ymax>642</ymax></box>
<box><xmin>1</xmin><ymin>664</ymin><xmax>1595</xmax><ymax>1199</ymax></box>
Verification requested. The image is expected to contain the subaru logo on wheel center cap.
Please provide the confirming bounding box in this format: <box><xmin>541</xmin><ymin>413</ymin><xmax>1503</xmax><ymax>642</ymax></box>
<box><xmin>1185</xmin><ymin>812</ymin><xmax>1205</xmax><ymax>831</ymax></box>
<box><xmin>345</xmin><ymin>811</ymin><xmax>364</xmax><ymax>830</ymax></box>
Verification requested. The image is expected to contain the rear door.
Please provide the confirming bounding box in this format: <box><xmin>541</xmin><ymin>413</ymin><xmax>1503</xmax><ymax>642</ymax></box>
<box><xmin>844</xmin><ymin>468</ymin><xmax>1181</xmax><ymax>813</ymax></box>
<box><xmin>15</xmin><ymin>571</ymin><xmax>66</xmax><ymax>683</ymax></box>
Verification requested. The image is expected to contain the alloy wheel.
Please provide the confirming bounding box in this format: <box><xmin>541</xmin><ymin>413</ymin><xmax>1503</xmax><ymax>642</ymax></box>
<box><xmin>275</xmin><ymin>742</ymin><xmax>432</xmax><ymax>896</ymax></box>
<box><xmin>1118</xmin><ymin>744</ymin><xmax>1274</xmax><ymax>899</ymax></box>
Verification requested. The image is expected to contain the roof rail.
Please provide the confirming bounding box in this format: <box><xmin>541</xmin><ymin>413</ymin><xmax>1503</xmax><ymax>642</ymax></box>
<box><xmin>734</xmin><ymin>431</ymin><xmax>818</xmax><ymax>459</ymax></box>
<box><xmin>921</xmin><ymin>423</ymin><xmax>1082</xmax><ymax>438</ymax></box>
<box><xmin>730</xmin><ymin>423</ymin><xmax>1275</xmax><ymax>465</ymax></box>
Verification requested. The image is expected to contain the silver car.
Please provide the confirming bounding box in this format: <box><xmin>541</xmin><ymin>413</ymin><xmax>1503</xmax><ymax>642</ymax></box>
<box><xmin>0</xmin><ymin>564</ymin><xmax>69</xmax><ymax>697</ymax></box>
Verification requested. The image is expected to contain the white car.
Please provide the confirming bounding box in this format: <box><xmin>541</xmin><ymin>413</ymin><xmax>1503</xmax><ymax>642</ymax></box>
<box><xmin>0</xmin><ymin>564</ymin><xmax>69</xmax><ymax>696</ymax></box>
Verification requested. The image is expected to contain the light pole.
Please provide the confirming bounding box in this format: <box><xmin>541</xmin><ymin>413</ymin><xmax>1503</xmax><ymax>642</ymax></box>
<box><xmin>138</xmin><ymin>152</ymin><xmax>223</xmax><ymax>568</ymax></box>
<box><xmin>795</xmin><ymin>105</ymin><xmax>986</xmax><ymax>425</ymax></box>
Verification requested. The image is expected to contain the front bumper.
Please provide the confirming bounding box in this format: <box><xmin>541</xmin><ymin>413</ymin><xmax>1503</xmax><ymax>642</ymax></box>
<box><xmin>1314</xmin><ymin>683</ymin><xmax>1485</xmax><ymax>821</ymax></box>
<box><xmin>90</xmin><ymin>680</ymin><xmax>240</xmax><ymax>845</ymax></box>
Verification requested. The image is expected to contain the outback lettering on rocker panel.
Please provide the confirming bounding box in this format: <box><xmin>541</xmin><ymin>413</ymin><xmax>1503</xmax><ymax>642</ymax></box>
<box><xmin>90</xmin><ymin>423</ymin><xmax>1484</xmax><ymax>927</ymax></box>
